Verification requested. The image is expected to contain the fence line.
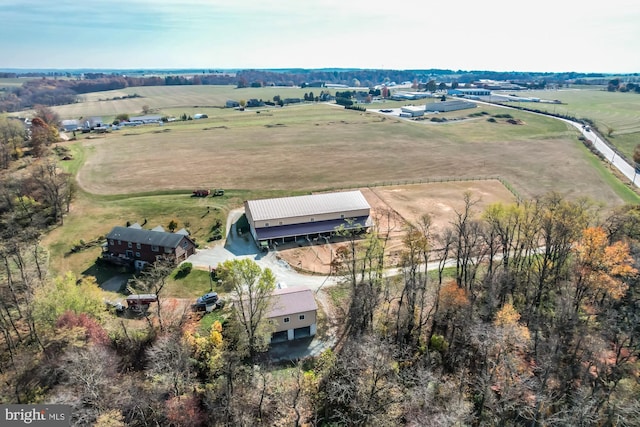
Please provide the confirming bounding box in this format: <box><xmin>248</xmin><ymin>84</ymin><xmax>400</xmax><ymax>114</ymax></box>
<box><xmin>321</xmin><ymin>176</ymin><xmax>523</xmax><ymax>202</ymax></box>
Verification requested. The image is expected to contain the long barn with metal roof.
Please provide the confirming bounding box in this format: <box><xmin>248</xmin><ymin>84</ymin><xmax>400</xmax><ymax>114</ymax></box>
<box><xmin>244</xmin><ymin>190</ymin><xmax>372</xmax><ymax>248</ymax></box>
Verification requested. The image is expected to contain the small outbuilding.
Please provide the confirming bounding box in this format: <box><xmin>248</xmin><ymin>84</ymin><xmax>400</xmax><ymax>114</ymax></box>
<box><xmin>268</xmin><ymin>286</ymin><xmax>318</xmax><ymax>342</ymax></box>
<box><xmin>61</xmin><ymin>119</ymin><xmax>79</xmax><ymax>132</ymax></box>
<box><xmin>129</xmin><ymin>115</ymin><xmax>163</xmax><ymax>124</ymax></box>
<box><xmin>400</xmin><ymin>105</ymin><xmax>425</xmax><ymax>117</ymax></box>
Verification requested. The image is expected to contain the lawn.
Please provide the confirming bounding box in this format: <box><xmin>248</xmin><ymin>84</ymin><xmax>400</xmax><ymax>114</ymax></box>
<box><xmin>510</xmin><ymin>88</ymin><xmax>640</xmax><ymax>160</ymax></box>
<box><xmin>166</xmin><ymin>268</ymin><xmax>215</xmax><ymax>299</ymax></box>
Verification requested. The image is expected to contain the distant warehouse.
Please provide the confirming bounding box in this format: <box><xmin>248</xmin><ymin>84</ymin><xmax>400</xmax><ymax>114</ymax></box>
<box><xmin>244</xmin><ymin>190</ymin><xmax>372</xmax><ymax>249</ymax></box>
<box><xmin>425</xmin><ymin>100</ymin><xmax>476</xmax><ymax>113</ymax></box>
<box><xmin>400</xmin><ymin>105</ymin><xmax>425</xmax><ymax>117</ymax></box>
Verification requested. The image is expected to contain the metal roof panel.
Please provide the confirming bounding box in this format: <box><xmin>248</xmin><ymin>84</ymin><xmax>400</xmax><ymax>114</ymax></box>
<box><xmin>247</xmin><ymin>190</ymin><xmax>370</xmax><ymax>222</ymax></box>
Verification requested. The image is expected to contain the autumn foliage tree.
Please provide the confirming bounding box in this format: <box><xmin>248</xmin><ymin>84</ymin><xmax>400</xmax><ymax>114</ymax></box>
<box><xmin>29</xmin><ymin>113</ymin><xmax>59</xmax><ymax>157</ymax></box>
<box><xmin>573</xmin><ymin>226</ymin><xmax>636</xmax><ymax>311</ymax></box>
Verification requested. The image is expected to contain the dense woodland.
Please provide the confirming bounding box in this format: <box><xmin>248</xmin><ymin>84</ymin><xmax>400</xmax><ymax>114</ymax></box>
<box><xmin>2</xmin><ymin>99</ymin><xmax>640</xmax><ymax>425</ymax></box>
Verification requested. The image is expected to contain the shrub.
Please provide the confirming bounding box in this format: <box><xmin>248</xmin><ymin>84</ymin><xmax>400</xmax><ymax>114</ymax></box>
<box><xmin>487</xmin><ymin>117</ymin><xmax>497</xmax><ymax>123</ymax></box>
<box><xmin>175</xmin><ymin>262</ymin><xmax>192</xmax><ymax>278</ymax></box>
<box><xmin>429</xmin><ymin>334</ymin><xmax>449</xmax><ymax>352</ymax></box>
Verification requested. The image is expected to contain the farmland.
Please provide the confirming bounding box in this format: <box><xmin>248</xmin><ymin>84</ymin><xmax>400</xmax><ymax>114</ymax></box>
<box><xmin>41</xmin><ymin>85</ymin><xmax>640</xmax><ymax>277</ymax></box>
<box><xmin>71</xmin><ymin>99</ymin><xmax>628</xmax><ymax>205</ymax></box>
<box><xmin>509</xmin><ymin>88</ymin><xmax>640</xmax><ymax>160</ymax></box>
<box><xmin>46</xmin><ymin>85</ymin><xmax>320</xmax><ymax>121</ymax></box>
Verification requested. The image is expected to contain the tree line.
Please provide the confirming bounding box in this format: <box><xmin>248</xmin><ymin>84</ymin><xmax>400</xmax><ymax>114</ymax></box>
<box><xmin>2</xmin><ymin>68</ymin><xmax>576</xmax><ymax>113</ymax></box>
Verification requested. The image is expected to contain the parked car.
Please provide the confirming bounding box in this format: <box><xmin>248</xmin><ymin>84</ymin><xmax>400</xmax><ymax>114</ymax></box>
<box><xmin>192</xmin><ymin>292</ymin><xmax>222</xmax><ymax>311</ymax></box>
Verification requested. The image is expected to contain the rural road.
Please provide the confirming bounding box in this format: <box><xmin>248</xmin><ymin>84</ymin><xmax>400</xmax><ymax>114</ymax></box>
<box><xmin>372</xmin><ymin>97</ymin><xmax>640</xmax><ymax>188</ymax></box>
<box><xmin>566</xmin><ymin>120</ymin><xmax>639</xmax><ymax>186</ymax></box>
<box><xmin>465</xmin><ymin>98</ymin><xmax>640</xmax><ymax>188</ymax></box>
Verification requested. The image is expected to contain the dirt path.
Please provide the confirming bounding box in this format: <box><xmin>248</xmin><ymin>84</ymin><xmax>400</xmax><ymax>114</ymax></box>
<box><xmin>314</xmin><ymin>287</ymin><xmax>343</xmax><ymax>345</ymax></box>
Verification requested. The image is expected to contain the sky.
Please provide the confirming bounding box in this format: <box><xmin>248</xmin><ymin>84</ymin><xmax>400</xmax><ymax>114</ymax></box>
<box><xmin>1</xmin><ymin>0</ymin><xmax>639</xmax><ymax>73</ymax></box>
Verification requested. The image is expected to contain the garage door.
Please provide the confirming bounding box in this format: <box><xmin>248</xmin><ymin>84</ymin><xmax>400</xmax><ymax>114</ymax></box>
<box><xmin>293</xmin><ymin>326</ymin><xmax>311</xmax><ymax>339</ymax></box>
<box><xmin>271</xmin><ymin>330</ymin><xmax>288</xmax><ymax>343</ymax></box>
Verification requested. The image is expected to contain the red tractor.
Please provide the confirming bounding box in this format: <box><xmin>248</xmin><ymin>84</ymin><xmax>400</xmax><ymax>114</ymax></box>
<box><xmin>192</xmin><ymin>189</ymin><xmax>210</xmax><ymax>197</ymax></box>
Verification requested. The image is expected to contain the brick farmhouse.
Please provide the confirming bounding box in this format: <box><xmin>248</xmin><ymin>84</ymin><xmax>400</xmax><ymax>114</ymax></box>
<box><xmin>103</xmin><ymin>224</ymin><xmax>196</xmax><ymax>270</ymax></box>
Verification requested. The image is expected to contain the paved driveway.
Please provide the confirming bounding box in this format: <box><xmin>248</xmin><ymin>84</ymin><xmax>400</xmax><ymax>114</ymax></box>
<box><xmin>186</xmin><ymin>209</ymin><xmax>337</xmax><ymax>291</ymax></box>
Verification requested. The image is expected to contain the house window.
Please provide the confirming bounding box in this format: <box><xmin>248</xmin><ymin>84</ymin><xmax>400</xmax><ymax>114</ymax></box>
<box><xmin>310</xmin><ymin>217</ymin><xmax>315</xmax><ymax>222</ymax></box>
<box><xmin>279</xmin><ymin>221</ymin><xmax>283</xmax><ymax>225</ymax></box>
<box><xmin>340</xmin><ymin>214</ymin><xmax>345</xmax><ymax>219</ymax></box>
<box><xmin>152</xmin><ymin>245</ymin><xmax>159</xmax><ymax>252</ymax></box>
<box><xmin>127</xmin><ymin>242</ymin><xmax>132</xmax><ymax>248</ymax></box>
<box><xmin>136</xmin><ymin>243</ymin><xmax>141</xmax><ymax>249</ymax></box>
<box><xmin>283</xmin><ymin>317</ymin><xmax>290</xmax><ymax>323</ymax></box>
<box><xmin>135</xmin><ymin>252</ymin><xmax>140</xmax><ymax>258</ymax></box>
<box><xmin>299</xmin><ymin>314</ymin><xmax>305</xmax><ymax>320</ymax></box>
<box><xmin>164</xmin><ymin>247</ymin><xmax>172</xmax><ymax>253</ymax></box>
<box><xmin>265</xmin><ymin>222</ymin><xmax>270</xmax><ymax>227</ymax></box>
<box><xmin>182</xmin><ymin>241</ymin><xmax>188</xmax><ymax>249</ymax></box>
<box><xmin>109</xmin><ymin>239</ymin><xmax>114</xmax><ymax>245</ymax></box>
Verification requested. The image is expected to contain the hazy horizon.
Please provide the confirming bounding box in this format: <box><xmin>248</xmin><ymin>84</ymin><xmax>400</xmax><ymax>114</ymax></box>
<box><xmin>1</xmin><ymin>0</ymin><xmax>639</xmax><ymax>74</ymax></box>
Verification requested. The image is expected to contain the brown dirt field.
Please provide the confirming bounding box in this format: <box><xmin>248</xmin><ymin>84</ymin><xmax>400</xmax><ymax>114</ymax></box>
<box><xmin>277</xmin><ymin>180</ymin><xmax>516</xmax><ymax>274</ymax></box>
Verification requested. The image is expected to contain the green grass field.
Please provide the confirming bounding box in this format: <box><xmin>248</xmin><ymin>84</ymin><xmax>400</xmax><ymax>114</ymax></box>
<box><xmin>510</xmin><ymin>88</ymin><xmax>640</xmax><ymax>159</ymax></box>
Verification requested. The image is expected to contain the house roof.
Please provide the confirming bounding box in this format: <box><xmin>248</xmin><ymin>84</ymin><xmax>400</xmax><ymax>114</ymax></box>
<box><xmin>246</xmin><ymin>190</ymin><xmax>370</xmax><ymax>222</ymax></box>
<box><xmin>268</xmin><ymin>286</ymin><xmax>317</xmax><ymax>318</ymax></box>
<box><xmin>129</xmin><ymin>115</ymin><xmax>163</xmax><ymax>122</ymax></box>
<box><xmin>175</xmin><ymin>228</ymin><xmax>189</xmax><ymax>236</ymax></box>
<box><xmin>106</xmin><ymin>226</ymin><xmax>191</xmax><ymax>249</ymax></box>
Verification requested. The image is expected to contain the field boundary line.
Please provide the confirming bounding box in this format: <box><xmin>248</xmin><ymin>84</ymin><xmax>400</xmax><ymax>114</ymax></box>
<box><xmin>320</xmin><ymin>176</ymin><xmax>522</xmax><ymax>202</ymax></box>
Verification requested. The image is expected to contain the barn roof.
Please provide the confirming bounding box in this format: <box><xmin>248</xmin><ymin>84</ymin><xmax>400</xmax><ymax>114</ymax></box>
<box><xmin>246</xmin><ymin>190</ymin><xmax>370</xmax><ymax>222</ymax></box>
<box><xmin>268</xmin><ymin>286</ymin><xmax>317</xmax><ymax>318</ymax></box>
<box><xmin>106</xmin><ymin>226</ymin><xmax>190</xmax><ymax>248</ymax></box>
<box><xmin>254</xmin><ymin>216</ymin><xmax>371</xmax><ymax>241</ymax></box>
